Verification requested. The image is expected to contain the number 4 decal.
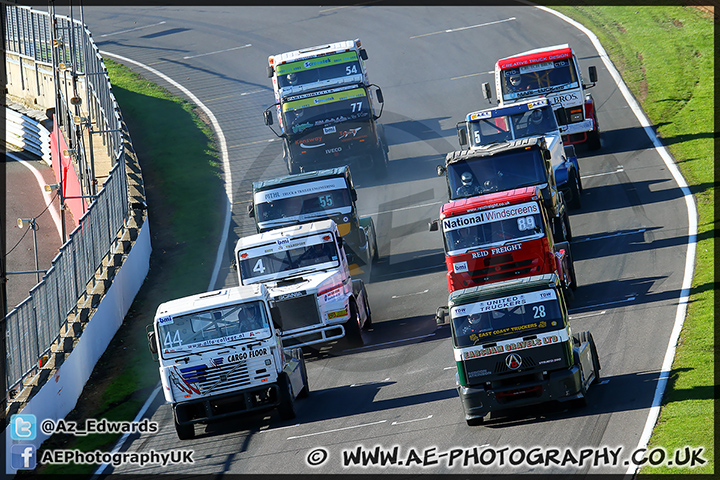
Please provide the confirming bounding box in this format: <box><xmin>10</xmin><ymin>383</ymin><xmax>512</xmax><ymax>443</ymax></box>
<box><xmin>253</xmin><ymin>258</ymin><xmax>266</xmax><ymax>274</ymax></box>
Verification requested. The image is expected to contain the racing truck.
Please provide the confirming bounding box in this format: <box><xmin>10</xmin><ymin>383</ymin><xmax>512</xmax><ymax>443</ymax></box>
<box><xmin>493</xmin><ymin>44</ymin><xmax>601</xmax><ymax>150</ymax></box>
<box><xmin>429</xmin><ymin>186</ymin><xmax>577</xmax><ymax>300</ymax></box>
<box><xmin>147</xmin><ymin>284</ymin><xmax>309</xmax><ymax>440</ymax></box>
<box><xmin>263</xmin><ymin>83</ymin><xmax>389</xmax><ymax>176</ymax></box>
<box><xmin>441</xmin><ymin>273</ymin><xmax>601</xmax><ymax>425</ymax></box>
<box><xmin>264</xmin><ymin>39</ymin><xmax>389</xmax><ymax>176</ymax></box>
<box><xmin>234</xmin><ymin>219</ymin><xmax>372</xmax><ymax>349</ymax></box>
<box><xmin>247</xmin><ymin>165</ymin><xmax>379</xmax><ymax>279</ymax></box>
<box><xmin>267</xmin><ymin>39</ymin><xmax>370</xmax><ymax>102</ymax></box>
<box><xmin>455</xmin><ymin>97</ymin><xmax>583</xmax><ymax>210</ymax></box>
<box><xmin>436</xmin><ymin>136</ymin><xmax>573</xmax><ymax>244</ymax></box>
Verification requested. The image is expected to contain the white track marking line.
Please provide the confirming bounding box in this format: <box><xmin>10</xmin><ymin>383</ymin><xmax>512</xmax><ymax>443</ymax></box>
<box><xmin>392</xmin><ymin>289</ymin><xmax>429</xmax><ymax>299</ymax></box>
<box><xmin>8</xmin><ymin>154</ymin><xmax>63</xmax><ymax>242</ymax></box>
<box><xmin>581</xmin><ymin>166</ymin><xmax>624</xmax><ymax>179</ymax></box>
<box><xmin>392</xmin><ymin>415</ymin><xmax>432</xmax><ymax>426</ymax></box>
<box><xmin>346</xmin><ymin>333</ymin><xmax>437</xmax><ymax>352</ymax></box>
<box><xmin>410</xmin><ymin>17</ymin><xmax>516</xmax><ymax>39</ymax></box>
<box><xmin>570</xmin><ymin>297</ymin><xmax>635</xmax><ymax>313</ymax></box>
<box><xmin>362</xmin><ymin>200</ymin><xmax>444</xmax><ymax>217</ymax></box>
<box><xmin>574</xmin><ymin>228</ymin><xmax>646</xmax><ymax>243</ymax></box>
<box><xmin>183</xmin><ymin>43</ymin><xmax>252</xmax><ymax>60</ymax></box>
<box><xmin>100</xmin><ymin>21</ymin><xmax>166</xmax><ymax>37</ymax></box>
<box><xmin>451</xmin><ymin>71</ymin><xmax>494</xmax><ymax>80</ymax></box>
<box><xmin>569</xmin><ymin>310</ymin><xmax>606</xmax><ymax>320</ymax></box>
<box><xmin>287</xmin><ymin>420</ymin><xmax>387</xmax><ymax>440</ymax></box>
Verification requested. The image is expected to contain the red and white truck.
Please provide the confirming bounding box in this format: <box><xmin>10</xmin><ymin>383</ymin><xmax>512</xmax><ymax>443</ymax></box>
<box><xmin>493</xmin><ymin>44</ymin><xmax>600</xmax><ymax>150</ymax></box>
<box><xmin>430</xmin><ymin>186</ymin><xmax>577</xmax><ymax>300</ymax></box>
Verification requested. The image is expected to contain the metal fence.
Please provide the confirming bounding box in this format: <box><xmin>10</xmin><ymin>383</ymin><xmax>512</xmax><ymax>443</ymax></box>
<box><xmin>4</xmin><ymin>3</ymin><xmax>128</xmax><ymax>392</ymax></box>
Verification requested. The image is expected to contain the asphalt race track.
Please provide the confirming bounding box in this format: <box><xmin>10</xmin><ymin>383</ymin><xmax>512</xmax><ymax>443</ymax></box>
<box><xmin>74</xmin><ymin>6</ymin><xmax>690</xmax><ymax>475</ymax></box>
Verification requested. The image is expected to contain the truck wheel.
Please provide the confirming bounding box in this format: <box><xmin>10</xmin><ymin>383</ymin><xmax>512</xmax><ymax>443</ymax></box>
<box><xmin>372</xmin><ymin>228</ymin><xmax>380</xmax><ymax>263</ymax></box>
<box><xmin>466</xmin><ymin>415</ymin><xmax>484</xmax><ymax>426</ymax></box>
<box><xmin>374</xmin><ymin>146</ymin><xmax>388</xmax><ymax>178</ymax></box>
<box><xmin>568</xmin><ymin>173</ymin><xmax>582</xmax><ymax>210</ymax></box>
<box><xmin>287</xmin><ymin>157</ymin><xmax>301</xmax><ymax>175</ymax></box>
<box><xmin>361</xmin><ymin>284</ymin><xmax>373</xmax><ymax>330</ymax></box>
<box><xmin>277</xmin><ymin>372</ymin><xmax>297</xmax><ymax>420</ymax></box>
<box><xmin>587</xmin><ymin>126</ymin><xmax>601</xmax><ymax>150</ymax></box>
<box><xmin>566</xmin><ymin>245</ymin><xmax>578</xmax><ymax>291</ymax></box>
<box><xmin>297</xmin><ymin>355</ymin><xmax>310</xmax><ymax>399</ymax></box>
<box><xmin>173</xmin><ymin>411</ymin><xmax>195</xmax><ymax>440</ymax></box>
<box><xmin>553</xmin><ymin>216</ymin><xmax>568</xmax><ymax>243</ymax></box>
<box><xmin>588</xmin><ymin>332</ymin><xmax>601</xmax><ymax>384</ymax></box>
<box><xmin>344</xmin><ymin>301</ymin><xmax>364</xmax><ymax>348</ymax></box>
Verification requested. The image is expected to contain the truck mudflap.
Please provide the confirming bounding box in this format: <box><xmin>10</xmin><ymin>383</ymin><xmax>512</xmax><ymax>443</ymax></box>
<box><xmin>458</xmin><ymin>364</ymin><xmax>584</xmax><ymax>421</ymax></box>
<box><xmin>281</xmin><ymin>324</ymin><xmax>345</xmax><ymax>348</ymax></box>
<box><xmin>174</xmin><ymin>382</ymin><xmax>282</xmax><ymax>426</ymax></box>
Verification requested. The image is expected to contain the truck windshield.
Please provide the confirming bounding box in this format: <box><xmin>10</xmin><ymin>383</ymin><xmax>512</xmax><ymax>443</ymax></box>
<box><xmin>500</xmin><ymin>57</ymin><xmax>579</xmax><ymax>102</ymax></box>
<box><xmin>469</xmin><ymin>105</ymin><xmax>558</xmax><ymax>147</ymax></box>
<box><xmin>282</xmin><ymin>87</ymin><xmax>370</xmax><ymax>136</ymax></box>
<box><xmin>443</xmin><ymin>201</ymin><xmax>544</xmax><ymax>255</ymax></box>
<box><xmin>276</xmin><ymin>51</ymin><xmax>362</xmax><ymax>90</ymax></box>
<box><xmin>239</xmin><ymin>235</ymin><xmax>340</xmax><ymax>284</ymax></box>
<box><xmin>255</xmin><ymin>179</ymin><xmax>352</xmax><ymax>225</ymax></box>
<box><xmin>448</xmin><ymin>149</ymin><xmax>547</xmax><ymax>200</ymax></box>
<box><xmin>451</xmin><ymin>289</ymin><xmax>562</xmax><ymax>348</ymax></box>
<box><xmin>158</xmin><ymin>300</ymin><xmax>271</xmax><ymax>356</ymax></box>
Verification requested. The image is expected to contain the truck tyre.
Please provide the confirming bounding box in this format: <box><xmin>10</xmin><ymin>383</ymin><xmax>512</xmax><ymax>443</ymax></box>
<box><xmin>566</xmin><ymin>245</ymin><xmax>578</xmax><ymax>291</ymax></box>
<box><xmin>466</xmin><ymin>416</ymin><xmax>484</xmax><ymax>426</ymax></box>
<box><xmin>587</xmin><ymin>126</ymin><xmax>601</xmax><ymax>150</ymax></box>
<box><xmin>343</xmin><ymin>300</ymin><xmax>364</xmax><ymax>348</ymax></box>
<box><xmin>568</xmin><ymin>172</ymin><xmax>582</xmax><ymax>210</ymax></box>
<box><xmin>553</xmin><ymin>216</ymin><xmax>568</xmax><ymax>243</ymax></box>
<box><xmin>588</xmin><ymin>332</ymin><xmax>601</xmax><ymax>384</ymax></box>
<box><xmin>374</xmin><ymin>144</ymin><xmax>388</xmax><ymax>178</ymax></box>
<box><xmin>173</xmin><ymin>411</ymin><xmax>195</xmax><ymax>440</ymax></box>
<box><xmin>361</xmin><ymin>284</ymin><xmax>373</xmax><ymax>330</ymax></box>
<box><xmin>297</xmin><ymin>355</ymin><xmax>310</xmax><ymax>399</ymax></box>
<box><xmin>277</xmin><ymin>372</ymin><xmax>297</xmax><ymax>420</ymax></box>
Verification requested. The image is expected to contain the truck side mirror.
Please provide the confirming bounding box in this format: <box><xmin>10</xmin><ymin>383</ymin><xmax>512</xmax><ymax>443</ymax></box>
<box><xmin>146</xmin><ymin>326</ymin><xmax>157</xmax><ymax>355</ymax></box>
<box><xmin>481</xmin><ymin>82</ymin><xmax>492</xmax><ymax>103</ymax></box>
<box><xmin>376</xmin><ymin>88</ymin><xmax>384</xmax><ymax>104</ymax></box>
<box><xmin>588</xmin><ymin>65</ymin><xmax>598</xmax><ymax>83</ymax></box>
<box><xmin>360</xmin><ymin>48</ymin><xmax>368</xmax><ymax>61</ymax></box>
<box><xmin>337</xmin><ymin>235</ymin><xmax>344</xmax><ymax>249</ymax></box>
<box><xmin>436</xmin><ymin>165</ymin><xmax>446</xmax><ymax>176</ymax></box>
<box><xmin>267</xmin><ymin>65</ymin><xmax>274</xmax><ymax>78</ymax></box>
<box><xmin>542</xmin><ymin>148</ymin><xmax>552</xmax><ymax>161</ymax></box>
<box><xmin>429</xmin><ymin>220</ymin><xmax>439</xmax><ymax>232</ymax></box>
<box><xmin>457</xmin><ymin>124</ymin><xmax>468</xmax><ymax>148</ymax></box>
<box><xmin>263</xmin><ymin>110</ymin><xmax>274</xmax><ymax>126</ymax></box>
<box><xmin>351</xmin><ymin>189</ymin><xmax>358</xmax><ymax>202</ymax></box>
<box><xmin>247</xmin><ymin>204</ymin><xmax>255</xmax><ymax>218</ymax></box>
<box><xmin>270</xmin><ymin>305</ymin><xmax>283</xmax><ymax>331</ymax></box>
<box><xmin>555</xmin><ymin>107</ymin><xmax>568</xmax><ymax>126</ymax></box>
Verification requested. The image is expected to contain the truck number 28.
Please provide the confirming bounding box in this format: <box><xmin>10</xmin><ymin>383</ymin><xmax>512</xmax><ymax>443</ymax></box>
<box><xmin>533</xmin><ymin>305</ymin><xmax>546</xmax><ymax>318</ymax></box>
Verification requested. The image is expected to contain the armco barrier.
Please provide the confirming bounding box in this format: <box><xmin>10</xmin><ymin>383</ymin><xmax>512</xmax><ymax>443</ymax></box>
<box><xmin>5</xmin><ymin>107</ymin><xmax>52</xmax><ymax>166</ymax></box>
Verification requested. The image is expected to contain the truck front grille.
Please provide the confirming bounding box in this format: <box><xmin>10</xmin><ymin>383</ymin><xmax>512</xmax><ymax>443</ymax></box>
<box><xmin>275</xmin><ymin>294</ymin><xmax>322</xmax><ymax>331</ymax></box>
<box><xmin>174</xmin><ymin>356</ymin><xmax>272</xmax><ymax>398</ymax></box>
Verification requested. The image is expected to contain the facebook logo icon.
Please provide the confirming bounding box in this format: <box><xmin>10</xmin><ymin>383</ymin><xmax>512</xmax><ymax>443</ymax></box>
<box><xmin>11</xmin><ymin>444</ymin><xmax>36</xmax><ymax>470</ymax></box>
<box><xmin>10</xmin><ymin>414</ymin><xmax>36</xmax><ymax>440</ymax></box>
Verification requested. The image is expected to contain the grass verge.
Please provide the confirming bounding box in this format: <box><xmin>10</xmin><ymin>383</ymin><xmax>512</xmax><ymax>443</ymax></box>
<box><xmin>31</xmin><ymin>59</ymin><xmax>223</xmax><ymax>476</ymax></box>
<box><xmin>552</xmin><ymin>4</ymin><xmax>714</xmax><ymax>475</ymax></box>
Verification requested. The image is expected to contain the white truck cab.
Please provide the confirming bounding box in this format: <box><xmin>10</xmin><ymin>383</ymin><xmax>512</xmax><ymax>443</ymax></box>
<box><xmin>148</xmin><ymin>284</ymin><xmax>308</xmax><ymax>439</ymax></box>
<box><xmin>234</xmin><ymin>219</ymin><xmax>371</xmax><ymax>348</ymax></box>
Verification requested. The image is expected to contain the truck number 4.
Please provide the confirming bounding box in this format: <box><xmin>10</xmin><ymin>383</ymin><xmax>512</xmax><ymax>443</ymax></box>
<box><xmin>533</xmin><ymin>305</ymin><xmax>546</xmax><ymax>318</ymax></box>
<box><xmin>253</xmin><ymin>258</ymin><xmax>266</xmax><ymax>274</ymax></box>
